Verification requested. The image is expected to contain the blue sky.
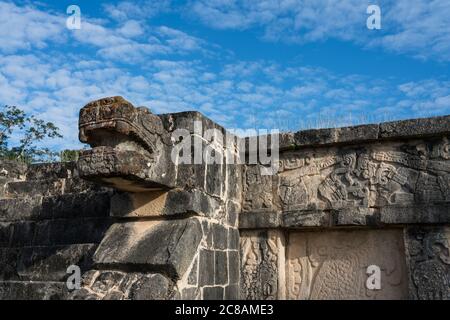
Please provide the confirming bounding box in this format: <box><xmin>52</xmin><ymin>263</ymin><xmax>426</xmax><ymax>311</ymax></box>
<box><xmin>1</xmin><ymin>0</ymin><xmax>449</xmax><ymax>150</ymax></box>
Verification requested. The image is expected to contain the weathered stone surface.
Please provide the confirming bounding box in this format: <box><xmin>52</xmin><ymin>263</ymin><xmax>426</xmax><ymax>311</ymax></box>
<box><xmin>110</xmin><ymin>189</ymin><xmax>220</xmax><ymax>218</ymax></box>
<box><xmin>294</xmin><ymin>124</ymin><xmax>379</xmax><ymax>147</ymax></box>
<box><xmin>239</xmin><ymin>211</ymin><xmax>280</xmax><ymax>229</ymax></box>
<box><xmin>243</xmin><ymin>165</ymin><xmax>275</xmax><ymax>212</ymax></box>
<box><xmin>187</xmin><ymin>257</ymin><xmax>198</xmax><ymax>285</ymax></box>
<box><xmin>0</xmin><ymin>222</ymin><xmax>13</xmax><ymax>247</ymax></box>
<box><xmin>2</xmin><ymin>244</ymin><xmax>96</xmax><ymax>281</ymax></box>
<box><xmin>202</xmin><ymin>286</ymin><xmax>224</xmax><ymax>300</ymax></box>
<box><xmin>0</xmin><ymin>281</ymin><xmax>68</xmax><ymax>300</ymax></box>
<box><xmin>240</xmin><ymin>230</ymin><xmax>282</xmax><ymax>300</ymax></box>
<box><xmin>380</xmin><ymin>204</ymin><xmax>450</xmax><ymax>224</ymax></box>
<box><xmin>226</xmin><ymin>200</ymin><xmax>240</xmax><ymax>227</ymax></box>
<box><xmin>380</xmin><ymin>115</ymin><xmax>450</xmax><ymax>139</ymax></box>
<box><xmin>198</xmin><ymin>249</ymin><xmax>215</xmax><ymax>286</ymax></box>
<box><xmin>212</xmin><ymin>224</ymin><xmax>228</xmax><ymax>250</ymax></box>
<box><xmin>127</xmin><ymin>273</ymin><xmax>173</xmax><ymax>300</ymax></box>
<box><xmin>228</xmin><ymin>251</ymin><xmax>239</xmax><ymax>284</ymax></box>
<box><xmin>0</xmin><ymin>160</ymin><xmax>27</xmax><ymax>181</ymax></box>
<box><xmin>43</xmin><ymin>191</ymin><xmax>112</xmax><ymax>219</ymax></box>
<box><xmin>94</xmin><ymin>218</ymin><xmax>202</xmax><ymax>278</ymax></box>
<box><xmin>1</xmin><ymin>218</ymin><xmax>110</xmax><ymax>248</ymax></box>
<box><xmin>159</xmin><ymin>111</ymin><xmax>227</xmax><ymax>137</ymax></box>
<box><xmin>214</xmin><ymin>251</ymin><xmax>228</xmax><ymax>285</ymax></box>
<box><xmin>17</xmin><ymin>244</ymin><xmax>96</xmax><ymax>281</ymax></box>
<box><xmin>25</xmin><ymin>162</ymin><xmax>77</xmax><ymax>181</ymax></box>
<box><xmin>0</xmin><ymin>197</ymin><xmax>44</xmax><ymax>222</ymax></box>
<box><xmin>244</xmin><ymin>133</ymin><xmax>295</xmax><ymax>153</ymax></box>
<box><xmin>286</xmin><ymin>229</ymin><xmax>408</xmax><ymax>299</ymax></box>
<box><xmin>0</xmin><ymin>248</ymin><xmax>19</xmax><ymax>280</ymax></box>
<box><xmin>32</xmin><ymin>218</ymin><xmax>113</xmax><ymax>246</ymax></box>
<box><xmin>282</xmin><ymin>209</ymin><xmax>330</xmax><ymax>228</ymax></box>
<box><xmin>69</xmin><ymin>271</ymin><xmax>176</xmax><ymax>300</ymax></box>
<box><xmin>77</xmin><ymin>96</ymin><xmax>176</xmax><ymax>191</ymax></box>
<box><xmin>225</xmin><ymin>284</ymin><xmax>240</xmax><ymax>299</ymax></box>
<box><xmin>228</xmin><ymin>228</ymin><xmax>239</xmax><ymax>250</ymax></box>
<box><xmin>334</xmin><ymin>207</ymin><xmax>377</xmax><ymax>226</ymax></box>
<box><xmin>182</xmin><ymin>287</ymin><xmax>200</xmax><ymax>299</ymax></box>
<box><xmin>10</xmin><ymin>221</ymin><xmax>35</xmax><ymax>247</ymax></box>
<box><xmin>4</xmin><ymin>177</ymin><xmax>98</xmax><ymax>198</ymax></box>
<box><xmin>405</xmin><ymin>226</ymin><xmax>450</xmax><ymax>300</ymax></box>
<box><xmin>243</xmin><ymin>136</ymin><xmax>450</xmax><ymax>217</ymax></box>
<box><xmin>248</xmin><ymin>115</ymin><xmax>450</xmax><ymax>151</ymax></box>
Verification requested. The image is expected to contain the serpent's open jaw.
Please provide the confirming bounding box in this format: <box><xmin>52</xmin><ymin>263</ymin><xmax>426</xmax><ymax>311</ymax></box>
<box><xmin>77</xmin><ymin>97</ymin><xmax>165</xmax><ymax>191</ymax></box>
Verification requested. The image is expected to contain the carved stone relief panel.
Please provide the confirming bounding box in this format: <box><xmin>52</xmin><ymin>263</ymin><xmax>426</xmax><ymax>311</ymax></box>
<box><xmin>243</xmin><ymin>165</ymin><xmax>275</xmax><ymax>211</ymax></box>
<box><xmin>276</xmin><ymin>136</ymin><xmax>450</xmax><ymax>211</ymax></box>
<box><xmin>405</xmin><ymin>226</ymin><xmax>450</xmax><ymax>300</ymax></box>
<box><xmin>286</xmin><ymin>229</ymin><xmax>408</xmax><ymax>300</ymax></box>
<box><xmin>240</xmin><ymin>230</ymin><xmax>284</xmax><ymax>299</ymax></box>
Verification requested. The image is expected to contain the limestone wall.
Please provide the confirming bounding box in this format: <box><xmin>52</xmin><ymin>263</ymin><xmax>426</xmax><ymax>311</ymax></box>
<box><xmin>240</xmin><ymin>116</ymin><xmax>450</xmax><ymax>300</ymax></box>
<box><xmin>0</xmin><ymin>161</ymin><xmax>113</xmax><ymax>299</ymax></box>
<box><xmin>0</xmin><ymin>96</ymin><xmax>448</xmax><ymax>300</ymax></box>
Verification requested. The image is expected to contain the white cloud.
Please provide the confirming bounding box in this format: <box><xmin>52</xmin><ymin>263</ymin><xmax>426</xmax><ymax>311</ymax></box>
<box><xmin>0</xmin><ymin>0</ymin><xmax>449</xmax><ymax>153</ymax></box>
<box><xmin>0</xmin><ymin>1</ymin><xmax>212</xmax><ymax>64</ymax></box>
<box><xmin>103</xmin><ymin>0</ymin><xmax>171</xmax><ymax>21</ymax></box>
<box><xmin>0</xmin><ymin>1</ymin><xmax>65</xmax><ymax>53</ymax></box>
<box><xmin>118</xmin><ymin>20</ymin><xmax>144</xmax><ymax>37</ymax></box>
<box><xmin>188</xmin><ymin>0</ymin><xmax>450</xmax><ymax>61</ymax></box>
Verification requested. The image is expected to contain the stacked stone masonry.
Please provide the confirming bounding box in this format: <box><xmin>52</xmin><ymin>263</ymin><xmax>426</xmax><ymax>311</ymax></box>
<box><xmin>0</xmin><ymin>96</ymin><xmax>449</xmax><ymax>299</ymax></box>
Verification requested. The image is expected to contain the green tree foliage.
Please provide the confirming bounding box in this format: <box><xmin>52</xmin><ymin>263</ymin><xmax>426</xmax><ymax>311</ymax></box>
<box><xmin>0</xmin><ymin>105</ymin><xmax>62</xmax><ymax>163</ymax></box>
<box><xmin>60</xmin><ymin>149</ymin><xmax>80</xmax><ymax>162</ymax></box>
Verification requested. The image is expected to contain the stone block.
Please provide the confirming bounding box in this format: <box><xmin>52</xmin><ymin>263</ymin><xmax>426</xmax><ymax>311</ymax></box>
<box><xmin>43</xmin><ymin>191</ymin><xmax>111</xmax><ymax>219</ymax></box>
<box><xmin>0</xmin><ymin>160</ymin><xmax>27</xmax><ymax>180</ymax></box>
<box><xmin>111</xmin><ymin>189</ymin><xmax>220</xmax><ymax>218</ymax></box>
<box><xmin>293</xmin><ymin>124</ymin><xmax>379</xmax><ymax>147</ymax></box>
<box><xmin>187</xmin><ymin>257</ymin><xmax>198</xmax><ymax>286</ymax></box>
<box><xmin>0</xmin><ymin>281</ymin><xmax>68</xmax><ymax>300</ymax></box>
<box><xmin>228</xmin><ymin>251</ymin><xmax>240</xmax><ymax>285</ymax></box>
<box><xmin>226</xmin><ymin>200</ymin><xmax>240</xmax><ymax>227</ymax></box>
<box><xmin>198</xmin><ymin>249</ymin><xmax>215</xmax><ymax>286</ymax></box>
<box><xmin>380</xmin><ymin>115</ymin><xmax>450</xmax><ymax>139</ymax></box>
<box><xmin>127</xmin><ymin>274</ymin><xmax>173</xmax><ymax>300</ymax></box>
<box><xmin>380</xmin><ymin>204</ymin><xmax>450</xmax><ymax>224</ymax></box>
<box><xmin>214</xmin><ymin>251</ymin><xmax>228</xmax><ymax>285</ymax></box>
<box><xmin>0</xmin><ymin>197</ymin><xmax>44</xmax><ymax>222</ymax></box>
<box><xmin>224</xmin><ymin>284</ymin><xmax>240</xmax><ymax>300</ymax></box>
<box><xmin>94</xmin><ymin>218</ymin><xmax>202</xmax><ymax>279</ymax></box>
<box><xmin>33</xmin><ymin>218</ymin><xmax>112</xmax><ymax>246</ymax></box>
<box><xmin>0</xmin><ymin>248</ymin><xmax>19</xmax><ymax>280</ymax></box>
<box><xmin>202</xmin><ymin>286</ymin><xmax>224</xmax><ymax>300</ymax></box>
<box><xmin>282</xmin><ymin>210</ymin><xmax>330</xmax><ymax>227</ymax></box>
<box><xmin>212</xmin><ymin>224</ymin><xmax>228</xmax><ymax>250</ymax></box>
<box><xmin>239</xmin><ymin>211</ymin><xmax>280</xmax><ymax>229</ymax></box>
<box><xmin>182</xmin><ymin>287</ymin><xmax>200</xmax><ymax>300</ymax></box>
<box><xmin>0</xmin><ymin>222</ymin><xmax>13</xmax><ymax>247</ymax></box>
<box><xmin>228</xmin><ymin>228</ymin><xmax>239</xmax><ymax>251</ymax></box>
<box><xmin>17</xmin><ymin>244</ymin><xmax>96</xmax><ymax>281</ymax></box>
<box><xmin>26</xmin><ymin>162</ymin><xmax>77</xmax><ymax>181</ymax></box>
<box><xmin>10</xmin><ymin>221</ymin><xmax>35</xmax><ymax>247</ymax></box>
